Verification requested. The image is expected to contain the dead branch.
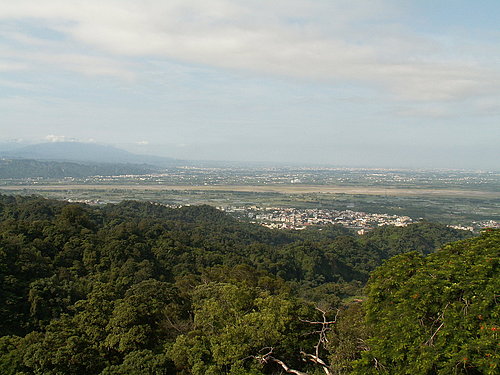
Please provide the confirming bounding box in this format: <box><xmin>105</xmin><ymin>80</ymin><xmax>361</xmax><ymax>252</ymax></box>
<box><xmin>310</xmin><ymin>307</ymin><xmax>338</xmax><ymax>359</ymax></box>
<box><xmin>301</xmin><ymin>352</ymin><xmax>333</xmax><ymax>375</ymax></box>
<box><xmin>425</xmin><ymin>322</ymin><xmax>444</xmax><ymax>346</ymax></box>
<box><xmin>299</xmin><ymin>307</ymin><xmax>337</xmax><ymax>375</ymax></box>
<box><xmin>253</xmin><ymin>348</ymin><xmax>309</xmax><ymax>375</ymax></box>
<box><xmin>252</xmin><ymin>308</ymin><xmax>338</xmax><ymax>375</ymax></box>
<box><xmin>425</xmin><ymin>302</ymin><xmax>449</xmax><ymax>346</ymax></box>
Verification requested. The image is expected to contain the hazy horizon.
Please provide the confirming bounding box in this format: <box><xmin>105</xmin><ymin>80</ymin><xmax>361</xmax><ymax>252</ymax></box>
<box><xmin>1</xmin><ymin>1</ymin><xmax>499</xmax><ymax>170</ymax></box>
<box><xmin>2</xmin><ymin>140</ymin><xmax>499</xmax><ymax>172</ymax></box>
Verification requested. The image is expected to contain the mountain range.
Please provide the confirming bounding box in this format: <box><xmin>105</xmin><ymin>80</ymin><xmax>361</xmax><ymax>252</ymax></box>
<box><xmin>0</xmin><ymin>142</ymin><xmax>181</xmax><ymax>167</ymax></box>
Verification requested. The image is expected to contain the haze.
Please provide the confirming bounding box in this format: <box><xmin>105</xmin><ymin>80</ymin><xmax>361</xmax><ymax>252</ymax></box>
<box><xmin>1</xmin><ymin>0</ymin><xmax>499</xmax><ymax>169</ymax></box>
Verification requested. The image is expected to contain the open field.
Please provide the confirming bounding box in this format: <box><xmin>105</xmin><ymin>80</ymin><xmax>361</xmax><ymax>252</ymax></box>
<box><xmin>1</xmin><ymin>184</ymin><xmax>499</xmax><ymax>198</ymax></box>
<box><xmin>1</xmin><ymin>180</ymin><xmax>498</xmax><ymax>226</ymax></box>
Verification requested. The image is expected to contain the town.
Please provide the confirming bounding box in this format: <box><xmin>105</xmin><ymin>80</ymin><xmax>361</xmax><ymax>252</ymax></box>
<box><xmin>222</xmin><ymin>205</ymin><xmax>414</xmax><ymax>232</ymax></box>
<box><xmin>219</xmin><ymin>205</ymin><xmax>499</xmax><ymax>233</ymax></box>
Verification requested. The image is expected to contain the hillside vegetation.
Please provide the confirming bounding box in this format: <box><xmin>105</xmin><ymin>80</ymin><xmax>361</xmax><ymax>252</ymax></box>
<box><xmin>0</xmin><ymin>159</ymin><xmax>159</xmax><ymax>179</ymax></box>
<box><xmin>0</xmin><ymin>194</ymin><xmax>495</xmax><ymax>374</ymax></box>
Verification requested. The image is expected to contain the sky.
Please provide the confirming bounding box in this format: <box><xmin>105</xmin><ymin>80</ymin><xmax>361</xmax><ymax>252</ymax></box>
<box><xmin>0</xmin><ymin>0</ymin><xmax>499</xmax><ymax>169</ymax></box>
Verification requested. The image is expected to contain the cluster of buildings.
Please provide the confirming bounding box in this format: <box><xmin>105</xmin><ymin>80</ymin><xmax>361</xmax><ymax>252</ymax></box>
<box><xmin>472</xmin><ymin>220</ymin><xmax>500</xmax><ymax>229</ymax></box>
<box><xmin>221</xmin><ymin>206</ymin><xmax>413</xmax><ymax>232</ymax></box>
<box><xmin>62</xmin><ymin>198</ymin><xmax>499</xmax><ymax>234</ymax></box>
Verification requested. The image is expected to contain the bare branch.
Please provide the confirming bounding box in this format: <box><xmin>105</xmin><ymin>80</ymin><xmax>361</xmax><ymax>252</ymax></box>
<box><xmin>302</xmin><ymin>352</ymin><xmax>333</xmax><ymax>375</ymax></box>
<box><xmin>300</xmin><ymin>319</ymin><xmax>337</xmax><ymax>325</ymax></box>
<box><xmin>252</xmin><ymin>308</ymin><xmax>338</xmax><ymax>375</ymax></box>
<box><xmin>425</xmin><ymin>322</ymin><xmax>444</xmax><ymax>346</ymax></box>
<box><xmin>253</xmin><ymin>348</ymin><xmax>309</xmax><ymax>375</ymax></box>
<box><xmin>425</xmin><ymin>302</ymin><xmax>449</xmax><ymax>346</ymax></box>
<box><xmin>265</xmin><ymin>357</ymin><xmax>309</xmax><ymax>375</ymax></box>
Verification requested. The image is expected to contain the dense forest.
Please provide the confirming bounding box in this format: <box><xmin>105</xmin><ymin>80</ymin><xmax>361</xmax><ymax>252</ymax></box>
<box><xmin>0</xmin><ymin>194</ymin><xmax>497</xmax><ymax>374</ymax></box>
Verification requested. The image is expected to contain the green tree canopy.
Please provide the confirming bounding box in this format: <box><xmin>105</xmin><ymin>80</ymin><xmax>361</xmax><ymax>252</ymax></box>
<box><xmin>355</xmin><ymin>229</ymin><xmax>499</xmax><ymax>374</ymax></box>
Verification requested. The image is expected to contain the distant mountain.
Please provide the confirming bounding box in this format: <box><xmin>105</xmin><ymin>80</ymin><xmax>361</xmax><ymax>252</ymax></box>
<box><xmin>0</xmin><ymin>142</ymin><xmax>25</xmax><ymax>153</ymax></box>
<box><xmin>0</xmin><ymin>142</ymin><xmax>182</xmax><ymax>166</ymax></box>
<box><xmin>0</xmin><ymin>159</ymin><xmax>162</xmax><ymax>179</ymax></box>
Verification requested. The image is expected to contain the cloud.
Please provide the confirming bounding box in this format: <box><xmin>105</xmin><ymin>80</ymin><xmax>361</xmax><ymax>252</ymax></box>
<box><xmin>0</xmin><ymin>0</ymin><xmax>499</xmax><ymax>101</ymax></box>
<box><xmin>45</xmin><ymin>134</ymin><xmax>77</xmax><ymax>142</ymax></box>
<box><xmin>0</xmin><ymin>44</ymin><xmax>135</xmax><ymax>80</ymax></box>
<box><xmin>0</xmin><ymin>61</ymin><xmax>29</xmax><ymax>71</ymax></box>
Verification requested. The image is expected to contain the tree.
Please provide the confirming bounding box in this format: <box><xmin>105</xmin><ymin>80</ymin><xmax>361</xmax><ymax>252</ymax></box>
<box><xmin>326</xmin><ymin>302</ymin><xmax>369</xmax><ymax>374</ymax></box>
<box><xmin>354</xmin><ymin>230</ymin><xmax>500</xmax><ymax>374</ymax></box>
<box><xmin>168</xmin><ymin>282</ymin><xmax>311</xmax><ymax>374</ymax></box>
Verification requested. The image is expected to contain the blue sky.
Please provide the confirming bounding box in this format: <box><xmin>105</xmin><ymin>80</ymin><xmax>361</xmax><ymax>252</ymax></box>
<box><xmin>0</xmin><ymin>0</ymin><xmax>499</xmax><ymax>169</ymax></box>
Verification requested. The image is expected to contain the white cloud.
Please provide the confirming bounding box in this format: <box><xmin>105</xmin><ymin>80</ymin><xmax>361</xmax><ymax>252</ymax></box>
<box><xmin>0</xmin><ymin>44</ymin><xmax>135</xmax><ymax>80</ymax></box>
<box><xmin>45</xmin><ymin>134</ymin><xmax>76</xmax><ymax>142</ymax></box>
<box><xmin>0</xmin><ymin>0</ymin><xmax>499</xmax><ymax>101</ymax></box>
<box><xmin>0</xmin><ymin>61</ymin><xmax>29</xmax><ymax>71</ymax></box>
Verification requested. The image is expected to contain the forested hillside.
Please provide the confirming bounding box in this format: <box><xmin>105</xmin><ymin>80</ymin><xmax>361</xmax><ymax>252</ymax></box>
<box><xmin>0</xmin><ymin>194</ymin><xmax>495</xmax><ymax>374</ymax></box>
<box><xmin>0</xmin><ymin>159</ymin><xmax>159</xmax><ymax>179</ymax></box>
